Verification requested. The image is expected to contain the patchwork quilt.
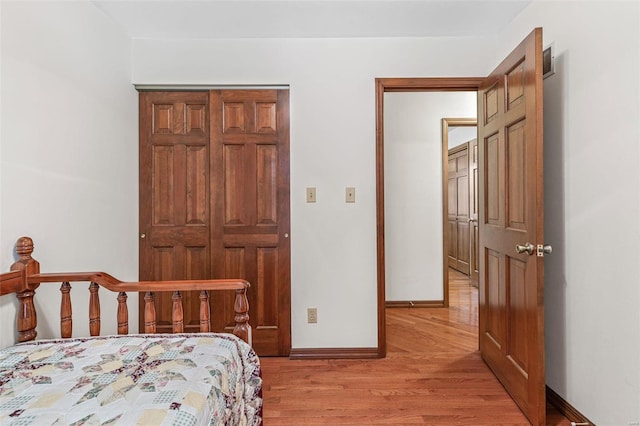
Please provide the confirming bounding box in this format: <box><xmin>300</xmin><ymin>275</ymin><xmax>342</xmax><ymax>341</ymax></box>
<box><xmin>0</xmin><ymin>333</ymin><xmax>262</xmax><ymax>425</ymax></box>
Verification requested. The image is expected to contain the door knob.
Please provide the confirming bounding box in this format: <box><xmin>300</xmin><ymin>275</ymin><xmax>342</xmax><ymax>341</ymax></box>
<box><xmin>140</xmin><ymin>233</ymin><xmax>146</xmax><ymax>239</ymax></box>
<box><xmin>515</xmin><ymin>242</ymin><xmax>535</xmax><ymax>255</ymax></box>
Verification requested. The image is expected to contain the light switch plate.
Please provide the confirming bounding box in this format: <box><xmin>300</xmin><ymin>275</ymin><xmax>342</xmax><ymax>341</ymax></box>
<box><xmin>306</xmin><ymin>187</ymin><xmax>316</xmax><ymax>203</ymax></box>
<box><xmin>346</xmin><ymin>187</ymin><xmax>355</xmax><ymax>203</ymax></box>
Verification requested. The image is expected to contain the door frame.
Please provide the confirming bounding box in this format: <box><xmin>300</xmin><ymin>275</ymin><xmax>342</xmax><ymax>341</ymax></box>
<box><xmin>441</xmin><ymin>117</ymin><xmax>477</xmax><ymax>306</ymax></box>
<box><xmin>375</xmin><ymin>77</ymin><xmax>483</xmax><ymax>357</ymax></box>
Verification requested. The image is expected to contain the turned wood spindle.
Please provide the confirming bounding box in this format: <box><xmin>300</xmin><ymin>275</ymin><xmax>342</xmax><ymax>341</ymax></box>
<box><xmin>144</xmin><ymin>291</ymin><xmax>156</xmax><ymax>333</ymax></box>
<box><xmin>16</xmin><ymin>290</ymin><xmax>38</xmax><ymax>342</ymax></box>
<box><xmin>89</xmin><ymin>282</ymin><xmax>101</xmax><ymax>336</ymax></box>
<box><xmin>12</xmin><ymin>236</ymin><xmax>40</xmax><ymax>342</ymax></box>
<box><xmin>199</xmin><ymin>290</ymin><xmax>210</xmax><ymax>332</ymax></box>
<box><xmin>60</xmin><ymin>282</ymin><xmax>72</xmax><ymax>338</ymax></box>
<box><xmin>172</xmin><ymin>291</ymin><xmax>184</xmax><ymax>333</ymax></box>
<box><xmin>117</xmin><ymin>292</ymin><xmax>128</xmax><ymax>335</ymax></box>
<box><xmin>233</xmin><ymin>288</ymin><xmax>251</xmax><ymax>344</ymax></box>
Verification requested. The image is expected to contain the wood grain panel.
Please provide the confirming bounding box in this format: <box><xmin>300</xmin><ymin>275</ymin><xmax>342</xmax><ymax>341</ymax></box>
<box><xmin>185</xmin><ymin>246</ymin><xmax>208</xmax><ymax>280</ymax></box>
<box><xmin>224</xmin><ymin>247</ymin><xmax>246</xmax><ymax>279</ymax></box>
<box><xmin>471</xmin><ymin>225</ymin><xmax>479</xmax><ymax>281</ymax></box>
<box><xmin>153</xmin><ymin>104</ymin><xmax>174</xmax><ymax>134</ymax></box>
<box><xmin>183</xmin><ymin>246</ymin><xmax>209</xmax><ymax>328</ymax></box>
<box><xmin>153</xmin><ymin>246</ymin><xmax>176</xmax><ymax>281</ymax></box>
<box><xmin>217</xmin><ymin>246</ymin><xmax>247</xmax><ymax>329</ymax></box>
<box><xmin>507</xmin><ymin>121</ymin><xmax>526</xmax><ymax>230</ymax></box>
<box><xmin>151</xmin><ymin>246</ymin><xmax>179</xmax><ymax>328</ymax></box>
<box><xmin>457</xmin><ymin>175</ymin><xmax>469</xmax><ymax>216</ymax></box>
<box><xmin>457</xmin><ymin>221</ymin><xmax>470</xmax><ymax>265</ymax></box>
<box><xmin>257</xmin><ymin>247</ymin><xmax>278</xmax><ymax>326</ymax></box>
<box><xmin>485</xmin><ymin>84</ymin><xmax>499</xmax><ymax>124</ymax></box>
<box><xmin>256</xmin><ymin>145</ymin><xmax>277</xmax><ymax>225</ymax></box>
<box><xmin>508</xmin><ymin>257</ymin><xmax>528</xmax><ymax>376</ymax></box>
<box><xmin>223</xmin><ymin>102</ymin><xmax>246</xmax><ymax>133</ymax></box>
<box><xmin>172</xmin><ymin>102</ymin><xmax>185</xmax><ymax>135</ymax></box>
<box><xmin>186</xmin><ymin>146</ymin><xmax>207</xmax><ymax>225</ymax></box>
<box><xmin>448</xmin><ymin>220</ymin><xmax>457</xmax><ymax>268</ymax></box>
<box><xmin>186</xmin><ymin>103</ymin><xmax>206</xmax><ymax>134</ymax></box>
<box><xmin>256</xmin><ymin>102</ymin><xmax>277</xmax><ymax>133</ymax></box>
<box><xmin>507</xmin><ymin>60</ymin><xmax>525</xmax><ymax>109</ymax></box>
<box><xmin>224</xmin><ymin>145</ymin><xmax>247</xmax><ymax>226</ymax></box>
<box><xmin>457</xmin><ymin>154</ymin><xmax>468</xmax><ymax>172</ymax></box>
<box><xmin>223</xmin><ymin>234</ymin><xmax>279</xmax><ymax>246</ymax></box>
<box><xmin>448</xmin><ymin>178</ymin><xmax>457</xmax><ymax>216</ymax></box>
<box><xmin>448</xmin><ymin>158</ymin><xmax>456</xmax><ymax>174</ymax></box>
<box><xmin>152</xmin><ymin>146</ymin><xmax>175</xmax><ymax>225</ymax></box>
<box><xmin>485</xmin><ymin>134</ymin><xmax>500</xmax><ymax>225</ymax></box>
<box><xmin>485</xmin><ymin>249</ymin><xmax>504</xmax><ymax>350</ymax></box>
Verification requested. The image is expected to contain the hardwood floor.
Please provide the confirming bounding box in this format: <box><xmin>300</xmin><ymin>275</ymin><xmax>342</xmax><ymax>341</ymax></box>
<box><xmin>260</xmin><ymin>269</ymin><xmax>570</xmax><ymax>425</ymax></box>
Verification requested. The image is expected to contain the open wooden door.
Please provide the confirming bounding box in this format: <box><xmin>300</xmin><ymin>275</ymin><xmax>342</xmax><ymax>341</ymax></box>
<box><xmin>478</xmin><ymin>28</ymin><xmax>546</xmax><ymax>425</ymax></box>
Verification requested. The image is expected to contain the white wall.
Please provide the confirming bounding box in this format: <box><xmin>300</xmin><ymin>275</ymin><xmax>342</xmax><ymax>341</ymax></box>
<box><xmin>0</xmin><ymin>1</ymin><xmax>139</xmax><ymax>348</ymax></box>
<box><xmin>448</xmin><ymin>126</ymin><xmax>477</xmax><ymax>149</ymax></box>
<box><xmin>384</xmin><ymin>92</ymin><xmax>476</xmax><ymax>301</ymax></box>
<box><xmin>133</xmin><ymin>37</ymin><xmax>492</xmax><ymax>348</ymax></box>
<box><xmin>498</xmin><ymin>1</ymin><xmax>640</xmax><ymax>424</ymax></box>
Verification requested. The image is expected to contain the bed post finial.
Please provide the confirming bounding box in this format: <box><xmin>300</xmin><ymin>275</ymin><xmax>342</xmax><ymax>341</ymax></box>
<box><xmin>16</xmin><ymin>236</ymin><xmax>34</xmax><ymax>258</ymax></box>
<box><xmin>11</xmin><ymin>236</ymin><xmax>40</xmax><ymax>342</ymax></box>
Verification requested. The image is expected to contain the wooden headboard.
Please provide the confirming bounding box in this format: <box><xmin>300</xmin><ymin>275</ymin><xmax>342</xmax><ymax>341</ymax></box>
<box><xmin>0</xmin><ymin>236</ymin><xmax>252</xmax><ymax>345</ymax></box>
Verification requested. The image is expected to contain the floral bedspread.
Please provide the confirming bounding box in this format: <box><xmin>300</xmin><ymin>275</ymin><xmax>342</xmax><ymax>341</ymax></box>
<box><xmin>0</xmin><ymin>333</ymin><xmax>262</xmax><ymax>425</ymax></box>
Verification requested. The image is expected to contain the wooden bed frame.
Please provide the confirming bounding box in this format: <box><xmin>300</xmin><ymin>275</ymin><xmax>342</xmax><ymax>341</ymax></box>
<box><xmin>0</xmin><ymin>236</ymin><xmax>252</xmax><ymax>345</ymax></box>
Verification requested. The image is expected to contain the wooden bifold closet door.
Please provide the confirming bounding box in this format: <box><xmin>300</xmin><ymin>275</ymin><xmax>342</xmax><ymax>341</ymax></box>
<box><xmin>139</xmin><ymin>89</ymin><xmax>291</xmax><ymax>356</ymax></box>
<box><xmin>447</xmin><ymin>144</ymin><xmax>470</xmax><ymax>275</ymax></box>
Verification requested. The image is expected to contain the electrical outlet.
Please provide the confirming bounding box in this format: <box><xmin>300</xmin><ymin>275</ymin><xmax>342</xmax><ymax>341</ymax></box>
<box><xmin>306</xmin><ymin>187</ymin><xmax>316</xmax><ymax>203</ymax></box>
<box><xmin>346</xmin><ymin>187</ymin><xmax>355</xmax><ymax>203</ymax></box>
<box><xmin>307</xmin><ymin>307</ymin><xmax>317</xmax><ymax>323</ymax></box>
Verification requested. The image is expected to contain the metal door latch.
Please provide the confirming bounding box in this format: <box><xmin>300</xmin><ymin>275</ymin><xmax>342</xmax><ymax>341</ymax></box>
<box><xmin>536</xmin><ymin>244</ymin><xmax>552</xmax><ymax>257</ymax></box>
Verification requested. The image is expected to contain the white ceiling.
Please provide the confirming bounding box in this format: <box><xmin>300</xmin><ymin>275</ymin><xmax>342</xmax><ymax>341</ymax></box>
<box><xmin>91</xmin><ymin>0</ymin><xmax>532</xmax><ymax>39</ymax></box>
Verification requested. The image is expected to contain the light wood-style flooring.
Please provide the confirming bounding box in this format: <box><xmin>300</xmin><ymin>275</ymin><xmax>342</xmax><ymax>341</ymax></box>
<box><xmin>260</xmin><ymin>270</ymin><xmax>570</xmax><ymax>425</ymax></box>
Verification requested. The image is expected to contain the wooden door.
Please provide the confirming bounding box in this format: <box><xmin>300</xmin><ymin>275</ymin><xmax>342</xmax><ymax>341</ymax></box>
<box><xmin>140</xmin><ymin>89</ymin><xmax>291</xmax><ymax>356</ymax></box>
<box><xmin>447</xmin><ymin>145</ymin><xmax>470</xmax><ymax>274</ymax></box>
<box><xmin>478</xmin><ymin>28</ymin><xmax>545</xmax><ymax>425</ymax></box>
<box><xmin>139</xmin><ymin>91</ymin><xmax>211</xmax><ymax>333</ymax></box>
<box><xmin>469</xmin><ymin>138</ymin><xmax>479</xmax><ymax>286</ymax></box>
<box><xmin>210</xmin><ymin>90</ymin><xmax>291</xmax><ymax>356</ymax></box>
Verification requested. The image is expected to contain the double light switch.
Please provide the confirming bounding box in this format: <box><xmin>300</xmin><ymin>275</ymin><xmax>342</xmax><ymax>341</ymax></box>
<box><xmin>306</xmin><ymin>187</ymin><xmax>355</xmax><ymax>203</ymax></box>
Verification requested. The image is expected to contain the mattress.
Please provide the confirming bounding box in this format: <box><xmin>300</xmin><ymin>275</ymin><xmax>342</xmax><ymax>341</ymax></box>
<box><xmin>0</xmin><ymin>333</ymin><xmax>262</xmax><ymax>425</ymax></box>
